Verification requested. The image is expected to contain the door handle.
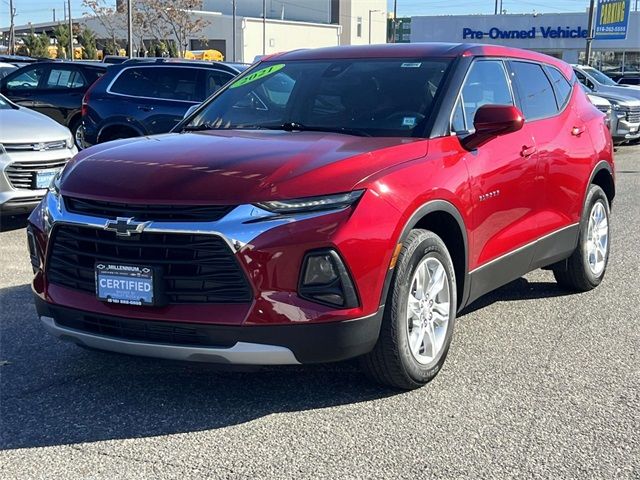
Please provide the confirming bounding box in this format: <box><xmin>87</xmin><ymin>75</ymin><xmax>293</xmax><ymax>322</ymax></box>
<box><xmin>520</xmin><ymin>145</ymin><xmax>537</xmax><ymax>157</ymax></box>
<box><xmin>137</xmin><ymin>105</ymin><xmax>154</xmax><ymax>112</ymax></box>
<box><xmin>571</xmin><ymin>126</ymin><xmax>585</xmax><ymax>136</ymax></box>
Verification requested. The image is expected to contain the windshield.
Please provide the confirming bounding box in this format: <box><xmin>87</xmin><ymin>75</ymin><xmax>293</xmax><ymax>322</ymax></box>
<box><xmin>184</xmin><ymin>58</ymin><xmax>452</xmax><ymax>137</ymax></box>
<box><xmin>583</xmin><ymin>67</ymin><xmax>617</xmax><ymax>86</ymax></box>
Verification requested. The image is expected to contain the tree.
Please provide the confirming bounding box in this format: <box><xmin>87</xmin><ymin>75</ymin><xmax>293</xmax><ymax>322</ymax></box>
<box><xmin>52</xmin><ymin>24</ymin><xmax>70</xmax><ymax>59</ymax></box>
<box><xmin>82</xmin><ymin>0</ymin><xmax>124</xmax><ymax>52</ymax></box>
<box><xmin>22</xmin><ymin>28</ymin><xmax>50</xmax><ymax>58</ymax></box>
<box><xmin>77</xmin><ymin>27</ymin><xmax>98</xmax><ymax>59</ymax></box>
<box><xmin>143</xmin><ymin>0</ymin><xmax>209</xmax><ymax>57</ymax></box>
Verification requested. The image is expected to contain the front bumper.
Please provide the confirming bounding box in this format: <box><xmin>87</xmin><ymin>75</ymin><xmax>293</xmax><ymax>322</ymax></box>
<box><xmin>35</xmin><ymin>297</ymin><xmax>383</xmax><ymax>364</ymax></box>
<box><xmin>611</xmin><ymin>114</ymin><xmax>640</xmax><ymax>141</ymax></box>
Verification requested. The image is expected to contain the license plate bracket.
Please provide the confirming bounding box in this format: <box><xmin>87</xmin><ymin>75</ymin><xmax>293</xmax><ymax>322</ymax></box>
<box><xmin>95</xmin><ymin>263</ymin><xmax>156</xmax><ymax>306</ymax></box>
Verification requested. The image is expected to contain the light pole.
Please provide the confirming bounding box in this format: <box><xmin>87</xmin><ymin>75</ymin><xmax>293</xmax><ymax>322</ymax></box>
<box><xmin>585</xmin><ymin>0</ymin><xmax>596</xmax><ymax>66</ymax></box>
<box><xmin>232</xmin><ymin>0</ymin><xmax>236</xmax><ymax>62</ymax></box>
<box><xmin>392</xmin><ymin>0</ymin><xmax>397</xmax><ymax>43</ymax></box>
<box><xmin>368</xmin><ymin>9</ymin><xmax>380</xmax><ymax>44</ymax></box>
<box><xmin>127</xmin><ymin>0</ymin><xmax>133</xmax><ymax>58</ymax></box>
<box><xmin>262</xmin><ymin>0</ymin><xmax>266</xmax><ymax>55</ymax></box>
<box><xmin>67</xmin><ymin>0</ymin><xmax>73</xmax><ymax>60</ymax></box>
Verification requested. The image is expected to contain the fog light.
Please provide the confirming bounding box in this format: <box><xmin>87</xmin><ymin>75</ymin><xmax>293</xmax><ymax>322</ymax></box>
<box><xmin>299</xmin><ymin>249</ymin><xmax>358</xmax><ymax>308</ymax></box>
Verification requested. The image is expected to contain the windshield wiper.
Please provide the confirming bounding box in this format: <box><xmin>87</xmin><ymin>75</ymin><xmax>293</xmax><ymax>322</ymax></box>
<box><xmin>261</xmin><ymin>122</ymin><xmax>371</xmax><ymax>137</ymax></box>
<box><xmin>181</xmin><ymin>123</ymin><xmax>215</xmax><ymax>132</ymax></box>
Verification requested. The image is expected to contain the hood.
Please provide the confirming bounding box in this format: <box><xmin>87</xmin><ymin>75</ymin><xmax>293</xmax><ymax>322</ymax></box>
<box><xmin>0</xmin><ymin>106</ymin><xmax>72</xmax><ymax>144</ymax></box>
<box><xmin>591</xmin><ymin>90</ymin><xmax>640</xmax><ymax>106</ymax></box>
<box><xmin>596</xmin><ymin>84</ymin><xmax>640</xmax><ymax>101</ymax></box>
<box><xmin>61</xmin><ymin>130</ymin><xmax>429</xmax><ymax>204</ymax></box>
<box><xmin>587</xmin><ymin>94</ymin><xmax>610</xmax><ymax>107</ymax></box>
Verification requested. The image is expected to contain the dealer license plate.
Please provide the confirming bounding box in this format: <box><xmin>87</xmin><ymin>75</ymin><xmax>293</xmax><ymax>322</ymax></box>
<box><xmin>95</xmin><ymin>263</ymin><xmax>154</xmax><ymax>306</ymax></box>
<box><xmin>35</xmin><ymin>169</ymin><xmax>61</xmax><ymax>189</ymax></box>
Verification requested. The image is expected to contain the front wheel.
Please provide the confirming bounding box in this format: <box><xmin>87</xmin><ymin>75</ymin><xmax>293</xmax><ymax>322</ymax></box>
<box><xmin>553</xmin><ymin>185</ymin><xmax>611</xmax><ymax>291</ymax></box>
<box><xmin>360</xmin><ymin>229</ymin><xmax>457</xmax><ymax>390</ymax></box>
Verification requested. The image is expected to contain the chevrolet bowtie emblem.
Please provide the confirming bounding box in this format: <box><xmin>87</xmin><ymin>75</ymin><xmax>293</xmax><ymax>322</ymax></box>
<box><xmin>104</xmin><ymin>217</ymin><xmax>149</xmax><ymax>237</ymax></box>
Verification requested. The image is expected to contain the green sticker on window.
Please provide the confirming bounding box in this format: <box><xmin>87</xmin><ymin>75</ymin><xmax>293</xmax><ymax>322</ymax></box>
<box><xmin>229</xmin><ymin>64</ymin><xmax>286</xmax><ymax>89</ymax></box>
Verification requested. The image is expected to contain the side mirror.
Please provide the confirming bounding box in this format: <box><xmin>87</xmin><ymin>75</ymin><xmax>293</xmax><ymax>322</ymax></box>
<box><xmin>462</xmin><ymin>104</ymin><xmax>524</xmax><ymax>150</ymax></box>
<box><xmin>183</xmin><ymin>104</ymin><xmax>200</xmax><ymax>119</ymax></box>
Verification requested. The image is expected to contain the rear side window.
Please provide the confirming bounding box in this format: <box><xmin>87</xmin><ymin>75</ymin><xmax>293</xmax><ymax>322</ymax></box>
<box><xmin>456</xmin><ymin>60</ymin><xmax>513</xmax><ymax>131</ymax></box>
<box><xmin>110</xmin><ymin>67</ymin><xmax>200</xmax><ymax>102</ymax></box>
<box><xmin>510</xmin><ymin>61</ymin><xmax>558</xmax><ymax>120</ymax></box>
<box><xmin>545</xmin><ymin>66</ymin><xmax>573</xmax><ymax>109</ymax></box>
<box><xmin>46</xmin><ymin>67</ymin><xmax>86</xmax><ymax>89</ymax></box>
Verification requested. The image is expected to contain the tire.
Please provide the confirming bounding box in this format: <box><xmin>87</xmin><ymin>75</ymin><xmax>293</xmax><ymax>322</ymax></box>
<box><xmin>553</xmin><ymin>185</ymin><xmax>610</xmax><ymax>291</ymax></box>
<box><xmin>68</xmin><ymin>117</ymin><xmax>82</xmax><ymax>148</ymax></box>
<box><xmin>360</xmin><ymin>229</ymin><xmax>457</xmax><ymax>390</ymax></box>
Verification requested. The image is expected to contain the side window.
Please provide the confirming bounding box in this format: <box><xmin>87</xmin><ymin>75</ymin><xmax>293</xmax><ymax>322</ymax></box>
<box><xmin>510</xmin><ymin>61</ymin><xmax>558</xmax><ymax>120</ymax></box>
<box><xmin>46</xmin><ymin>67</ymin><xmax>86</xmax><ymax>89</ymax></box>
<box><xmin>203</xmin><ymin>70</ymin><xmax>233</xmax><ymax>99</ymax></box>
<box><xmin>110</xmin><ymin>67</ymin><xmax>199</xmax><ymax>101</ymax></box>
<box><xmin>451</xmin><ymin>97</ymin><xmax>466</xmax><ymax>132</ymax></box>
<box><xmin>5</xmin><ymin>66</ymin><xmax>47</xmax><ymax>90</ymax></box>
<box><xmin>459</xmin><ymin>60</ymin><xmax>513</xmax><ymax>130</ymax></box>
<box><xmin>574</xmin><ymin>69</ymin><xmax>595</xmax><ymax>90</ymax></box>
<box><xmin>546</xmin><ymin>66</ymin><xmax>573</xmax><ymax>109</ymax></box>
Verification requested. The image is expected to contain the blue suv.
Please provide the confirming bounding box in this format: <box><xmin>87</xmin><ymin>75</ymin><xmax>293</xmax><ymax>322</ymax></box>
<box><xmin>78</xmin><ymin>59</ymin><xmax>247</xmax><ymax>147</ymax></box>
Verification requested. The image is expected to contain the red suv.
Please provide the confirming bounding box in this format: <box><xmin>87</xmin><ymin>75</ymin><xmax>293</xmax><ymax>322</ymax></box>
<box><xmin>27</xmin><ymin>44</ymin><xmax>614</xmax><ymax>389</ymax></box>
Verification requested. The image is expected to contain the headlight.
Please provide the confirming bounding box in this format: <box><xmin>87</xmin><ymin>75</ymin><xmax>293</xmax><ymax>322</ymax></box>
<box><xmin>256</xmin><ymin>190</ymin><xmax>364</xmax><ymax>214</ymax></box>
<box><xmin>65</xmin><ymin>137</ymin><xmax>74</xmax><ymax>149</ymax></box>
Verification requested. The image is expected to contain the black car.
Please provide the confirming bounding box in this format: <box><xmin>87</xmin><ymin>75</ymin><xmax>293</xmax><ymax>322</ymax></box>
<box><xmin>618</xmin><ymin>76</ymin><xmax>640</xmax><ymax>86</ymax></box>
<box><xmin>0</xmin><ymin>61</ymin><xmax>108</xmax><ymax>145</ymax></box>
<box><xmin>78</xmin><ymin>59</ymin><xmax>247</xmax><ymax>147</ymax></box>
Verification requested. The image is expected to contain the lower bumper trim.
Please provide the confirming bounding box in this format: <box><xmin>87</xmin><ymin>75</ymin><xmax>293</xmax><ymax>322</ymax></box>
<box><xmin>40</xmin><ymin>316</ymin><xmax>301</xmax><ymax>365</ymax></box>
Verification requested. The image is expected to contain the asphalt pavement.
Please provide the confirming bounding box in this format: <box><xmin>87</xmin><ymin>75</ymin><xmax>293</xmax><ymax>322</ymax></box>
<box><xmin>0</xmin><ymin>146</ymin><xmax>638</xmax><ymax>479</ymax></box>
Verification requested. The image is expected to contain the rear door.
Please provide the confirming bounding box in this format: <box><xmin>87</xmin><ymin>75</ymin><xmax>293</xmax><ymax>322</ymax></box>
<box><xmin>35</xmin><ymin>64</ymin><xmax>87</xmax><ymax>125</ymax></box>
<box><xmin>454</xmin><ymin>59</ymin><xmax>539</xmax><ymax>283</ymax></box>
<box><xmin>509</xmin><ymin>62</ymin><xmax>593</xmax><ymax>267</ymax></box>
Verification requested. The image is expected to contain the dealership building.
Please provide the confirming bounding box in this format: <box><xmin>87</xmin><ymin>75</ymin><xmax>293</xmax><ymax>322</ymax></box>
<box><xmin>411</xmin><ymin>11</ymin><xmax>640</xmax><ymax>71</ymax></box>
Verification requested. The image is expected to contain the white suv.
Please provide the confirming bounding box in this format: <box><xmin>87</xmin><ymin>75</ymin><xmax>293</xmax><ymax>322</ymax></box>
<box><xmin>0</xmin><ymin>94</ymin><xmax>76</xmax><ymax>217</ymax></box>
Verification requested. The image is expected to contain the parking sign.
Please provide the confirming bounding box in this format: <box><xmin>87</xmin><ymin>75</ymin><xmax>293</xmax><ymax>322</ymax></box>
<box><xmin>594</xmin><ymin>0</ymin><xmax>631</xmax><ymax>40</ymax></box>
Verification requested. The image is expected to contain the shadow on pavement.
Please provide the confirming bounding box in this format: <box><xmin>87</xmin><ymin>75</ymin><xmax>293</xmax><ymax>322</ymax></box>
<box><xmin>1</xmin><ymin>276</ymin><xmax>572</xmax><ymax>450</ymax></box>
<box><xmin>0</xmin><ymin>284</ymin><xmax>397</xmax><ymax>450</ymax></box>
<box><xmin>459</xmin><ymin>276</ymin><xmax>573</xmax><ymax>316</ymax></box>
<box><xmin>0</xmin><ymin>214</ymin><xmax>29</xmax><ymax>232</ymax></box>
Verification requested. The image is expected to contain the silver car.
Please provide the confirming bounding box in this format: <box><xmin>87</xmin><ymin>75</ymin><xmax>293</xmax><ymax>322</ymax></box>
<box><xmin>581</xmin><ymin>84</ymin><xmax>640</xmax><ymax>143</ymax></box>
<box><xmin>1</xmin><ymin>94</ymin><xmax>77</xmax><ymax>217</ymax></box>
<box><xmin>573</xmin><ymin>65</ymin><xmax>640</xmax><ymax>100</ymax></box>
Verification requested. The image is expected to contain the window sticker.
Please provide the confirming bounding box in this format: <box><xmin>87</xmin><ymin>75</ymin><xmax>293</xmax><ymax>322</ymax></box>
<box><xmin>401</xmin><ymin>62</ymin><xmax>422</xmax><ymax>68</ymax></box>
<box><xmin>230</xmin><ymin>64</ymin><xmax>286</xmax><ymax>89</ymax></box>
<box><xmin>402</xmin><ymin>117</ymin><xmax>417</xmax><ymax>127</ymax></box>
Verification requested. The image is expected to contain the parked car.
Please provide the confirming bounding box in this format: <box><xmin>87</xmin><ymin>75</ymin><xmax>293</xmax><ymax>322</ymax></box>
<box><xmin>0</xmin><ymin>61</ymin><xmax>108</xmax><ymax>146</ymax></box>
<box><xmin>0</xmin><ymin>94</ymin><xmax>76</xmax><ymax>217</ymax></box>
<box><xmin>618</xmin><ymin>76</ymin><xmax>640</xmax><ymax>86</ymax></box>
<box><xmin>573</xmin><ymin>65</ymin><xmax>640</xmax><ymax>100</ymax></box>
<box><xmin>78</xmin><ymin>59</ymin><xmax>247</xmax><ymax>147</ymax></box>
<box><xmin>28</xmin><ymin>44</ymin><xmax>614</xmax><ymax>389</ymax></box>
<box><xmin>101</xmin><ymin>56</ymin><xmax>128</xmax><ymax>65</ymax></box>
<box><xmin>0</xmin><ymin>54</ymin><xmax>36</xmax><ymax>65</ymax></box>
<box><xmin>0</xmin><ymin>62</ymin><xmax>17</xmax><ymax>79</ymax></box>
<box><xmin>581</xmin><ymin>84</ymin><xmax>640</xmax><ymax>143</ymax></box>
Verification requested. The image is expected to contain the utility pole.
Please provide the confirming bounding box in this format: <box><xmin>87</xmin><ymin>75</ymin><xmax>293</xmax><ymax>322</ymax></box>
<box><xmin>53</xmin><ymin>9</ymin><xmax>56</xmax><ymax>22</ymax></box>
<box><xmin>392</xmin><ymin>0</ymin><xmax>397</xmax><ymax>43</ymax></box>
<box><xmin>8</xmin><ymin>0</ymin><xmax>15</xmax><ymax>55</ymax></box>
<box><xmin>262</xmin><ymin>0</ymin><xmax>266</xmax><ymax>55</ymax></box>
<box><xmin>232</xmin><ymin>0</ymin><xmax>236</xmax><ymax>62</ymax></box>
<box><xmin>67</xmin><ymin>0</ymin><xmax>73</xmax><ymax>60</ymax></box>
<box><xmin>127</xmin><ymin>0</ymin><xmax>133</xmax><ymax>58</ymax></box>
<box><xmin>495</xmin><ymin>0</ymin><xmax>499</xmax><ymax>15</ymax></box>
<box><xmin>585</xmin><ymin>0</ymin><xmax>596</xmax><ymax>66</ymax></box>
<box><xmin>368</xmin><ymin>9</ymin><xmax>380</xmax><ymax>44</ymax></box>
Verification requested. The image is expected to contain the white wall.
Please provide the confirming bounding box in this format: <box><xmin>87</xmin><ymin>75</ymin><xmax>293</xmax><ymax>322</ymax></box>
<box><xmin>338</xmin><ymin>0</ymin><xmax>387</xmax><ymax>45</ymax></box>
<box><xmin>242</xmin><ymin>18</ymin><xmax>340</xmax><ymax>63</ymax></box>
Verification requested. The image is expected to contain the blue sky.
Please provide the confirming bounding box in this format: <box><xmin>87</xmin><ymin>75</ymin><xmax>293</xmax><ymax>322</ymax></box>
<box><xmin>2</xmin><ymin>0</ymin><xmax>594</xmax><ymax>28</ymax></box>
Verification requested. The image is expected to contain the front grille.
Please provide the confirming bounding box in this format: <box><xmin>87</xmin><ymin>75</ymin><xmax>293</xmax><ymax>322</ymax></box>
<box><xmin>625</xmin><ymin>106</ymin><xmax>640</xmax><ymax>123</ymax></box>
<box><xmin>5</xmin><ymin>159</ymin><xmax>69</xmax><ymax>190</ymax></box>
<box><xmin>47</xmin><ymin>225</ymin><xmax>253</xmax><ymax>304</ymax></box>
<box><xmin>56</xmin><ymin>313</ymin><xmax>234</xmax><ymax>347</ymax></box>
<box><xmin>64</xmin><ymin>197</ymin><xmax>234</xmax><ymax>222</ymax></box>
<box><xmin>3</xmin><ymin>140</ymin><xmax>67</xmax><ymax>152</ymax></box>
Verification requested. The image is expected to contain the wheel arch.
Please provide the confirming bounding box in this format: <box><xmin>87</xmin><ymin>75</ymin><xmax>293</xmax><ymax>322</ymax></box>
<box><xmin>589</xmin><ymin>160</ymin><xmax>615</xmax><ymax>207</ymax></box>
<box><xmin>380</xmin><ymin>200</ymin><xmax>470</xmax><ymax>311</ymax></box>
<box><xmin>98</xmin><ymin>122</ymin><xmax>145</xmax><ymax>143</ymax></box>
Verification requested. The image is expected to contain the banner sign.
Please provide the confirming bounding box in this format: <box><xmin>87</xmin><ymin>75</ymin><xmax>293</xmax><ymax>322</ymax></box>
<box><xmin>594</xmin><ymin>0</ymin><xmax>631</xmax><ymax>40</ymax></box>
